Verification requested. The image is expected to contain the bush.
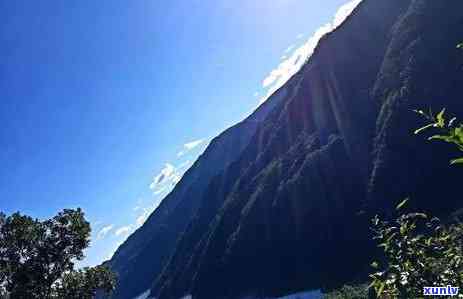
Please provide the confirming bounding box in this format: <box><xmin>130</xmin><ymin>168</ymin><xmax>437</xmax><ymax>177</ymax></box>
<box><xmin>369</xmin><ymin>206</ymin><xmax>463</xmax><ymax>298</ymax></box>
<box><xmin>324</xmin><ymin>284</ymin><xmax>368</xmax><ymax>299</ymax></box>
<box><xmin>369</xmin><ymin>106</ymin><xmax>463</xmax><ymax>298</ymax></box>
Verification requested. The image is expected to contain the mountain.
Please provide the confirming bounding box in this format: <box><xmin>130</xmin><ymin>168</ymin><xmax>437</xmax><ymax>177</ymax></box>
<box><xmin>106</xmin><ymin>67</ymin><xmax>289</xmax><ymax>299</ymax></box>
<box><xmin>107</xmin><ymin>1</ymin><xmax>463</xmax><ymax>298</ymax></box>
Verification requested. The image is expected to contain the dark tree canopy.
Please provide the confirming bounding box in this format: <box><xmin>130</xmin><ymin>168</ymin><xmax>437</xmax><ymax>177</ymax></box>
<box><xmin>0</xmin><ymin>208</ymin><xmax>116</xmax><ymax>299</ymax></box>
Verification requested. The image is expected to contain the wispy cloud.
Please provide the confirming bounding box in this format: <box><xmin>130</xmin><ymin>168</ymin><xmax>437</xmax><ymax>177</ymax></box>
<box><xmin>105</xmin><ymin>240</ymin><xmax>124</xmax><ymax>261</ymax></box>
<box><xmin>134</xmin><ymin>202</ymin><xmax>159</xmax><ymax>228</ymax></box>
<box><xmin>284</xmin><ymin>44</ymin><xmax>296</xmax><ymax>54</ymax></box>
<box><xmin>136</xmin><ymin>209</ymin><xmax>150</xmax><ymax>227</ymax></box>
<box><xmin>149</xmin><ymin>163</ymin><xmax>180</xmax><ymax>190</ymax></box>
<box><xmin>184</xmin><ymin>139</ymin><xmax>204</xmax><ymax>150</ymax></box>
<box><xmin>149</xmin><ymin>157</ymin><xmax>196</xmax><ymax>199</ymax></box>
<box><xmin>177</xmin><ymin>139</ymin><xmax>205</xmax><ymax>157</ymax></box>
<box><xmin>177</xmin><ymin>160</ymin><xmax>192</xmax><ymax>170</ymax></box>
<box><xmin>259</xmin><ymin>0</ymin><xmax>362</xmax><ymax>103</ymax></box>
<box><xmin>93</xmin><ymin>220</ymin><xmax>102</xmax><ymax>227</ymax></box>
<box><xmin>127</xmin><ymin>139</ymin><xmax>206</xmax><ymax>244</ymax></box>
<box><xmin>97</xmin><ymin>225</ymin><xmax>114</xmax><ymax>240</ymax></box>
<box><xmin>153</xmin><ymin>185</ymin><xmax>169</xmax><ymax>195</ymax></box>
<box><xmin>333</xmin><ymin>0</ymin><xmax>362</xmax><ymax>28</ymax></box>
<box><xmin>115</xmin><ymin>226</ymin><xmax>132</xmax><ymax>237</ymax></box>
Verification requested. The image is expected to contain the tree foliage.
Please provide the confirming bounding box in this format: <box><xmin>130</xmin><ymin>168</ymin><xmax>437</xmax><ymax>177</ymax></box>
<box><xmin>369</xmin><ymin>106</ymin><xmax>463</xmax><ymax>298</ymax></box>
<box><xmin>54</xmin><ymin>266</ymin><xmax>115</xmax><ymax>299</ymax></box>
<box><xmin>0</xmin><ymin>208</ymin><xmax>116</xmax><ymax>298</ymax></box>
<box><xmin>414</xmin><ymin>107</ymin><xmax>463</xmax><ymax>165</ymax></box>
<box><xmin>369</xmin><ymin>208</ymin><xmax>463</xmax><ymax>298</ymax></box>
<box><xmin>324</xmin><ymin>284</ymin><xmax>368</xmax><ymax>299</ymax></box>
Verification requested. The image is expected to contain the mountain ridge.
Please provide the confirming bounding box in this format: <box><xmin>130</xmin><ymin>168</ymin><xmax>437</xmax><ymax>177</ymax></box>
<box><xmin>107</xmin><ymin>1</ymin><xmax>463</xmax><ymax>298</ymax></box>
<box><xmin>106</xmin><ymin>52</ymin><xmax>295</xmax><ymax>299</ymax></box>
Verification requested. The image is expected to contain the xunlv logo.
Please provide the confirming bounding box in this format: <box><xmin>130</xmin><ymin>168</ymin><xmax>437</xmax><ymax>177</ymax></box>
<box><xmin>423</xmin><ymin>286</ymin><xmax>459</xmax><ymax>296</ymax></box>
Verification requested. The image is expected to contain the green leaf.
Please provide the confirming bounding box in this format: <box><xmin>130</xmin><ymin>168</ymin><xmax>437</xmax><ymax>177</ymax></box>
<box><xmin>376</xmin><ymin>282</ymin><xmax>385</xmax><ymax>297</ymax></box>
<box><xmin>455</xmin><ymin>126</ymin><xmax>463</xmax><ymax>142</ymax></box>
<box><xmin>450</xmin><ymin>157</ymin><xmax>463</xmax><ymax>165</ymax></box>
<box><xmin>436</xmin><ymin>108</ymin><xmax>446</xmax><ymax>128</ymax></box>
<box><xmin>428</xmin><ymin>135</ymin><xmax>451</xmax><ymax>142</ymax></box>
<box><xmin>396</xmin><ymin>198</ymin><xmax>409</xmax><ymax>210</ymax></box>
<box><xmin>458</xmin><ymin>43</ymin><xmax>463</xmax><ymax>49</ymax></box>
<box><xmin>400</xmin><ymin>224</ymin><xmax>407</xmax><ymax>235</ymax></box>
<box><xmin>371</xmin><ymin>261</ymin><xmax>379</xmax><ymax>269</ymax></box>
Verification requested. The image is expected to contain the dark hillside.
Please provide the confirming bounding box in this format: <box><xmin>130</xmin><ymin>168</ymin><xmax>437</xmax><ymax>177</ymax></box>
<box><xmin>107</xmin><ymin>1</ymin><xmax>463</xmax><ymax>298</ymax></box>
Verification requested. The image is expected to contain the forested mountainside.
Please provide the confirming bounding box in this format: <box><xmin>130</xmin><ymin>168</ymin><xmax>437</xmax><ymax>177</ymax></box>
<box><xmin>108</xmin><ymin>1</ymin><xmax>463</xmax><ymax>298</ymax></box>
<box><xmin>106</xmin><ymin>62</ymin><xmax>290</xmax><ymax>299</ymax></box>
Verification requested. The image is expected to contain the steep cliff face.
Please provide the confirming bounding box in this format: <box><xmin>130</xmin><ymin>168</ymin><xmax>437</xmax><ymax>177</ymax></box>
<box><xmin>368</xmin><ymin>0</ymin><xmax>463</xmax><ymax>215</ymax></box>
<box><xmin>106</xmin><ymin>63</ymin><xmax>289</xmax><ymax>299</ymax></box>
<box><xmin>109</xmin><ymin>0</ymin><xmax>463</xmax><ymax>298</ymax></box>
<box><xmin>150</xmin><ymin>1</ymin><xmax>463</xmax><ymax>298</ymax></box>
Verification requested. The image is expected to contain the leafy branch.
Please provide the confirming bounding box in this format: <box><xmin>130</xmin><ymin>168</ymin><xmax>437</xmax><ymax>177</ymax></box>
<box><xmin>369</xmin><ymin>200</ymin><xmax>463</xmax><ymax>298</ymax></box>
<box><xmin>414</xmin><ymin>108</ymin><xmax>463</xmax><ymax>165</ymax></box>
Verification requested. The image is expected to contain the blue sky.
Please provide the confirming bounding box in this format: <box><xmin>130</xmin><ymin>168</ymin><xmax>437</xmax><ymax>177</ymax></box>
<box><xmin>0</xmin><ymin>0</ymin><xmax>360</xmax><ymax>266</ymax></box>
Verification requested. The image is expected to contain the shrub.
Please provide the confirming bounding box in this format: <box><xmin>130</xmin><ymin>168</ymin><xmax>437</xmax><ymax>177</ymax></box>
<box><xmin>369</xmin><ymin>204</ymin><xmax>463</xmax><ymax>298</ymax></box>
<box><xmin>369</xmin><ymin>106</ymin><xmax>463</xmax><ymax>298</ymax></box>
<box><xmin>324</xmin><ymin>284</ymin><xmax>368</xmax><ymax>299</ymax></box>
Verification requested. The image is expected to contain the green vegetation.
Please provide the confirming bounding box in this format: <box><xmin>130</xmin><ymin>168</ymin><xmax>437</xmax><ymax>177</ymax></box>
<box><xmin>324</xmin><ymin>284</ymin><xmax>368</xmax><ymax>299</ymax></box>
<box><xmin>369</xmin><ymin>207</ymin><xmax>463</xmax><ymax>298</ymax></box>
<box><xmin>368</xmin><ymin>108</ymin><xmax>463</xmax><ymax>298</ymax></box>
<box><xmin>0</xmin><ymin>208</ymin><xmax>116</xmax><ymax>299</ymax></box>
<box><xmin>327</xmin><ymin>107</ymin><xmax>463</xmax><ymax>299</ymax></box>
<box><xmin>414</xmin><ymin>108</ymin><xmax>463</xmax><ymax>165</ymax></box>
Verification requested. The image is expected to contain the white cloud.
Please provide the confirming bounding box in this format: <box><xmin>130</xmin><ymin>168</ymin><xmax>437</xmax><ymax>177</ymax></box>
<box><xmin>115</xmin><ymin>226</ymin><xmax>132</xmax><ymax>237</ymax></box>
<box><xmin>134</xmin><ymin>204</ymin><xmax>158</xmax><ymax>227</ymax></box>
<box><xmin>149</xmin><ymin>163</ymin><xmax>180</xmax><ymax>189</ymax></box>
<box><xmin>148</xmin><ymin>164</ymin><xmax>180</xmax><ymax>208</ymax></box>
<box><xmin>178</xmin><ymin>160</ymin><xmax>192</xmax><ymax>170</ymax></box>
<box><xmin>105</xmin><ymin>240</ymin><xmax>124</xmax><ymax>261</ymax></box>
<box><xmin>262</xmin><ymin>70</ymin><xmax>279</xmax><ymax>88</ymax></box>
<box><xmin>253</xmin><ymin>92</ymin><xmax>259</xmax><ymax>97</ymax></box>
<box><xmin>93</xmin><ymin>220</ymin><xmax>102</xmax><ymax>227</ymax></box>
<box><xmin>148</xmin><ymin>160</ymin><xmax>193</xmax><ymax>198</ymax></box>
<box><xmin>333</xmin><ymin>0</ymin><xmax>362</xmax><ymax>28</ymax></box>
<box><xmin>184</xmin><ymin>139</ymin><xmax>204</xmax><ymax>150</ymax></box>
<box><xmin>97</xmin><ymin>225</ymin><xmax>114</xmax><ymax>240</ymax></box>
<box><xmin>136</xmin><ymin>210</ymin><xmax>149</xmax><ymax>227</ymax></box>
<box><xmin>260</xmin><ymin>0</ymin><xmax>362</xmax><ymax>103</ymax></box>
<box><xmin>296</xmin><ymin>33</ymin><xmax>304</xmax><ymax>39</ymax></box>
<box><xmin>177</xmin><ymin>139</ymin><xmax>205</xmax><ymax>157</ymax></box>
<box><xmin>284</xmin><ymin>44</ymin><xmax>296</xmax><ymax>53</ymax></box>
<box><xmin>153</xmin><ymin>185</ymin><xmax>169</xmax><ymax>195</ymax></box>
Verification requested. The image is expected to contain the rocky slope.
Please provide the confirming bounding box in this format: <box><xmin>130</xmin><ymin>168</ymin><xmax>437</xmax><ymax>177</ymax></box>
<box><xmin>108</xmin><ymin>1</ymin><xmax>463</xmax><ymax>298</ymax></box>
<box><xmin>106</xmin><ymin>62</ymin><xmax>289</xmax><ymax>299</ymax></box>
